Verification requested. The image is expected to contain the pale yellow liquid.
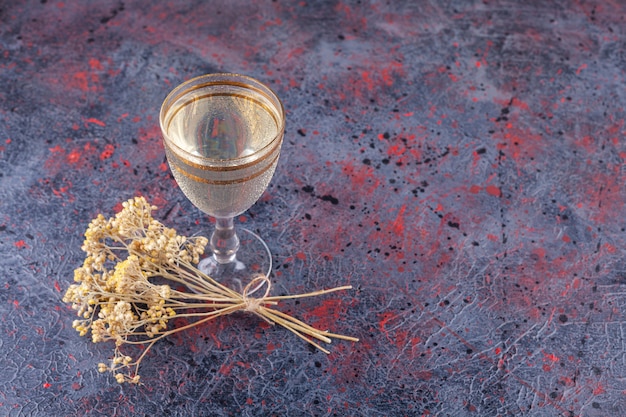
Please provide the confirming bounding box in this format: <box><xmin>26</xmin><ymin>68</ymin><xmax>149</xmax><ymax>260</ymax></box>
<box><xmin>164</xmin><ymin>94</ymin><xmax>282</xmax><ymax>217</ymax></box>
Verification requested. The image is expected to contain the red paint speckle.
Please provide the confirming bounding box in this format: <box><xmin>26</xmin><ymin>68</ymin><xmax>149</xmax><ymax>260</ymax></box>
<box><xmin>361</xmin><ymin>71</ymin><xmax>375</xmax><ymax>91</ymax></box>
<box><xmin>71</xmin><ymin>71</ymin><xmax>100</xmax><ymax>92</ymax></box>
<box><xmin>218</xmin><ymin>362</ymin><xmax>235</xmax><ymax>376</ymax></box>
<box><xmin>485</xmin><ymin>185</ymin><xmax>502</xmax><ymax>197</ymax></box>
<box><xmin>593</xmin><ymin>384</ymin><xmax>606</xmax><ymax>395</ymax></box>
<box><xmin>14</xmin><ymin>240</ymin><xmax>28</xmax><ymax>249</ymax></box>
<box><xmin>391</xmin><ymin>205</ymin><xmax>407</xmax><ymax>235</ymax></box>
<box><xmin>266</xmin><ymin>341</ymin><xmax>280</xmax><ymax>352</ymax></box>
<box><xmin>338</xmin><ymin>160</ymin><xmax>380</xmax><ymax>195</ymax></box>
<box><xmin>306</xmin><ymin>298</ymin><xmax>346</xmax><ymax>331</ymax></box>
<box><xmin>49</xmin><ymin>145</ymin><xmax>64</xmax><ymax>154</ymax></box>
<box><xmin>543</xmin><ymin>351</ymin><xmax>559</xmax><ymax>362</ymax></box>
<box><xmin>533</xmin><ymin>248</ymin><xmax>546</xmax><ymax>260</ymax></box>
<box><xmin>67</xmin><ymin>148</ymin><xmax>81</xmax><ymax>164</ymax></box>
<box><xmin>88</xmin><ymin>58</ymin><xmax>103</xmax><ymax>70</ymax></box>
<box><xmin>387</xmin><ymin>143</ymin><xmax>405</xmax><ymax>157</ymax></box>
<box><xmin>85</xmin><ymin>117</ymin><xmax>106</xmax><ymax>127</ymax></box>
<box><xmin>381</xmin><ymin>67</ymin><xmax>395</xmax><ymax>86</ymax></box>
<box><xmin>43</xmin><ymin>382</ymin><xmax>51</xmax><ymax>389</ymax></box>
<box><xmin>100</xmin><ymin>144</ymin><xmax>115</xmax><ymax>160</ymax></box>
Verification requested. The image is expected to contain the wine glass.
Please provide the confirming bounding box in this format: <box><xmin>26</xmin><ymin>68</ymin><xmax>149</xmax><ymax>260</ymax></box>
<box><xmin>159</xmin><ymin>73</ymin><xmax>285</xmax><ymax>282</ymax></box>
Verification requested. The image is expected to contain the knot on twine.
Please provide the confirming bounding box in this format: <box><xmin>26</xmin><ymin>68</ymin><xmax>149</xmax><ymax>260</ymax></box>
<box><xmin>242</xmin><ymin>274</ymin><xmax>271</xmax><ymax>313</ymax></box>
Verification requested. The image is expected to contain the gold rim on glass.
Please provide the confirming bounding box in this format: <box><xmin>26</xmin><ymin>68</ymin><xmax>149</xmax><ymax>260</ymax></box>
<box><xmin>169</xmin><ymin>151</ymin><xmax>281</xmax><ymax>185</ymax></box>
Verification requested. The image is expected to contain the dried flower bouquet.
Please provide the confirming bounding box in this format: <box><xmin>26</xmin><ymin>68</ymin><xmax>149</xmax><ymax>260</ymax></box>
<box><xmin>63</xmin><ymin>196</ymin><xmax>357</xmax><ymax>384</ymax></box>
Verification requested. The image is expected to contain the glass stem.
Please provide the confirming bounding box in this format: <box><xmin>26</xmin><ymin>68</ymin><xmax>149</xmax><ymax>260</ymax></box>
<box><xmin>210</xmin><ymin>217</ymin><xmax>240</xmax><ymax>264</ymax></box>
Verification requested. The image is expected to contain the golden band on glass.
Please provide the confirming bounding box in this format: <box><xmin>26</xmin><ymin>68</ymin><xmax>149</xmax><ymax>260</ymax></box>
<box><xmin>163</xmin><ymin>138</ymin><xmax>282</xmax><ymax>172</ymax></box>
<box><xmin>169</xmin><ymin>151</ymin><xmax>281</xmax><ymax>185</ymax></box>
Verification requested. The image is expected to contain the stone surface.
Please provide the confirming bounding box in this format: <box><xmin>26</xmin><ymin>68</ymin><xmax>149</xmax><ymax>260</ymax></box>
<box><xmin>1</xmin><ymin>1</ymin><xmax>626</xmax><ymax>416</ymax></box>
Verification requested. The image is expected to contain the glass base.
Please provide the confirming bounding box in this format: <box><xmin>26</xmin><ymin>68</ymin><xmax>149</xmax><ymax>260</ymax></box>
<box><xmin>197</xmin><ymin>227</ymin><xmax>272</xmax><ymax>288</ymax></box>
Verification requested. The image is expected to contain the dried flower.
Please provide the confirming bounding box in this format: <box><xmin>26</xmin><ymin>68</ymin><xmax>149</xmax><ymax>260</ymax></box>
<box><xmin>63</xmin><ymin>196</ymin><xmax>357</xmax><ymax>384</ymax></box>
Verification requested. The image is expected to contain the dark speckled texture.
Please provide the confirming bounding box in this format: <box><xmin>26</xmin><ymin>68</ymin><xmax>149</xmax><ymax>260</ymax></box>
<box><xmin>1</xmin><ymin>1</ymin><xmax>626</xmax><ymax>416</ymax></box>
